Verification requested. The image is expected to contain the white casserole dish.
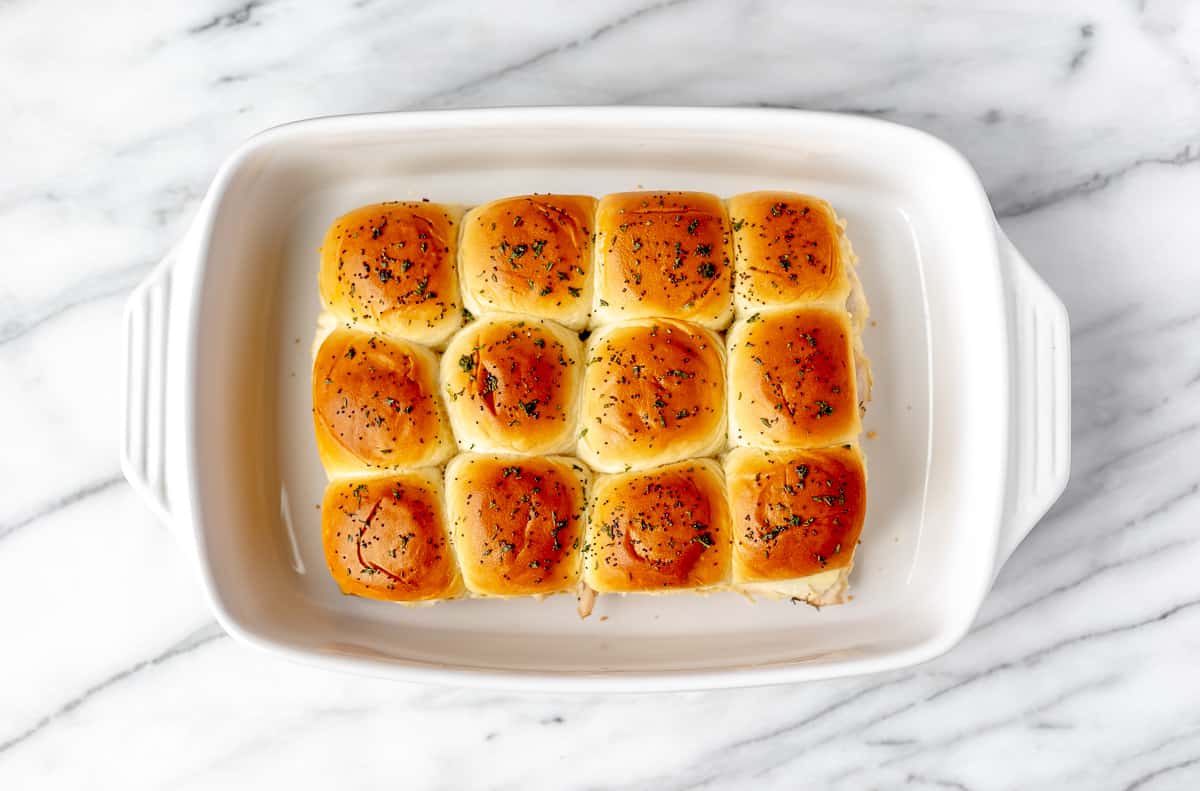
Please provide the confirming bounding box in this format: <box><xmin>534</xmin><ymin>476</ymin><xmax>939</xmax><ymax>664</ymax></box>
<box><xmin>121</xmin><ymin>107</ymin><xmax>1070</xmax><ymax>691</ymax></box>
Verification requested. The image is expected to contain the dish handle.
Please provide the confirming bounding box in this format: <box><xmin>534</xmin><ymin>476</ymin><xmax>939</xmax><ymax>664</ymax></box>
<box><xmin>996</xmin><ymin>228</ymin><xmax>1071</xmax><ymax>569</ymax></box>
<box><xmin>121</xmin><ymin>245</ymin><xmax>180</xmax><ymax>527</ymax></box>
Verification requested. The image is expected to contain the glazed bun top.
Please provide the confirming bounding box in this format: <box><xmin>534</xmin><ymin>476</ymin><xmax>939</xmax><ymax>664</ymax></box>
<box><xmin>725</xmin><ymin>445</ymin><xmax>866</xmax><ymax>582</ymax></box>
<box><xmin>459</xmin><ymin>194</ymin><xmax>596</xmax><ymax>330</ymax></box>
<box><xmin>319</xmin><ymin>201</ymin><xmax>463</xmax><ymax>346</ymax></box>
<box><xmin>440</xmin><ymin>314</ymin><xmax>583</xmax><ymax>455</ymax></box>
<box><xmin>728</xmin><ymin>307</ymin><xmax>861</xmax><ymax>449</ymax></box>
<box><xmin>585</xmin><ymin>459</ymin><xmax>731</xmax><ymax>593</ymax></box>
<box><xmin>320</xmin><ymin>470</ymin><xmax>461</xmax><ymax>602</ymax></box>
<box><xmin>728</xmin><ymin>191</ymin><xmax>852</xmax><ymax>313</ymax></box>
<box><xmin>593</xmin><ymin>191</ymin><xmax>734</xmax><ymax>330</ymax></box>
<box><xmin>445</xmin><ymin>454</ymin><xmax>589</xmax><ymax>596</ymax></box>
<box><xmin>578</xmin><ymin>318</ymin><xmax>726</xmax><ymax>472</ymax></box>
<box><xmin>312</xmin><ymin>326</ymin><xmax>453</xmax><ymax>472</ymax></box>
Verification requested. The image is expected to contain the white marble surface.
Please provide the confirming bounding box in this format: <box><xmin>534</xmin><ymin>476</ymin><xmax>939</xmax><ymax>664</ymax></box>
<box><xmin>3</xmin><ymin>0</ymin><xmax>1200</xmax><ymax>788</ymax></box>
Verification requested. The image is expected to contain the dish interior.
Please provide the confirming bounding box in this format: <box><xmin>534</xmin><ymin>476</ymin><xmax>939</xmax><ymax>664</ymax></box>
<box><xmin>187</xmin><ymin>112</ymin><xmax>1006</xmax><ymax>677</ymax></box>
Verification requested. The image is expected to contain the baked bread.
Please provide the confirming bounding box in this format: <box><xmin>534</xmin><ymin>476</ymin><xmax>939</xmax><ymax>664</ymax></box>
<box><xmin>321</xmin><ymin>470</ymin><xmax>462</xmax><ymax>602</ymax></box>
<box><xmin>727</xmin><ymin>307</ymin><xmax>861</xmax><ymax>449</ymax></box>
<box><xmin>578</xmin><ymin>318</ymin><xmax>726</xmax><ymax>472</ymax></box>
<box><xmin>313</xmin><ymin>189</ymin><xmax>869</xmax><ymax>611</ymax></box>
<box><xmin>440</xmin><ymin>314</ymin><xmax>583</xmax><ymax>455</ymax></box>
<box><xmin>584</xmin><ymin>459</ymin><xmax>731</xmax><ymax>593</ymax></box>
<box><xmin>319</xmin><ymin>201</ymin><xmax>464</xmax><ymax>347</ymax></box>
<box><xmin>312</xmin><ymin>326</ymin><xmax>455</xmax><ymax>475</ymax></box>
<box><xmin>592</xmin><ymin>191</ymin><xmax>733</xmax><ymax>330</ymax></box>
<box><xmin>459</xmin><ymin>194</ymin><xmax>596</xmax><ymax>330</ymax></box>
<box><xmin>725</xmin><ymin>445</ymin><xmax>866</xmax><ymax>605</ymax></box>
<box><xmin>727</xmin><ymin>191</ymin><xmax>854</xmax><ymax>316</ymax></box>
<box><xmin>445</xmin><ymin>453</ymin><xmax>590</xmax><ymax>597</ymax></box>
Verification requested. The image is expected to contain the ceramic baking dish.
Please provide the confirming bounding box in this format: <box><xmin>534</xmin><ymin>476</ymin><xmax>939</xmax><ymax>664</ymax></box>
<box><xmin>121</xmin><ymin>107</ymin><xmax>1070</xmax><ymax>691</ymax></box>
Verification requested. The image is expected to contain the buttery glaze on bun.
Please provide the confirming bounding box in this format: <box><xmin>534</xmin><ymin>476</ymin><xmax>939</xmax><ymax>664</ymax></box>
<box><xmin>727</xmin><ymin>307</ymin><xmax>861</xmax><ymax>449</ymax></box>
<box><xmin>319</xmin><ymin>202</ymin><xmax>464</xmax><ymax>347</ymax></box>
<box><xmin>592</xmin><ymin>191</ymin><xmax>734</xmax><ymax>330</ymax></box>
<box><xmin>459</xmin><ymin>195</ymin><xmax>597</xmax><ymax>330</ymax></box>
<box><xmin>312</xmin><ymin>326</ymin><xmax>455</xmax><ymax>475</ymax></box>
<box><xmin>584</xmin><ymin>459</ymin><xmax>731</xmax><ymax>593</ymax></box>
<box><xmin>445</xmin><ymin>454</ymin><xmax>590</xmax><ymax>597</ymax></box>
<box><xmin>321</xmin><ymin>470</ymin><xmax>462</xmax><ymax>602</ymax></box>
<box><xmin>440</xmin><ymin>314</ymin><xmax>583</xmax><ymax>455</ymax></box>
<box><xmin>578</xmin><ymin>318</ymin><xmax>726</xmax><ymax>472</ymax></box>
<box><xmin>727</xmin><ymin>192</ymin><xmax>854</xmax><ymax>316</ymax></box>
<box><xmin>725</xmin><ymin>445</ymin><xmax>866</xmax><ymax>605</ymax></box>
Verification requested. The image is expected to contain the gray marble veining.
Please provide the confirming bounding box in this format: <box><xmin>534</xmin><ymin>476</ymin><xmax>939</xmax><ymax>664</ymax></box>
<box><xmin>2</xmin><ymin>0</ymin><xmax>1199</xmax><ymax>788</ymax></box>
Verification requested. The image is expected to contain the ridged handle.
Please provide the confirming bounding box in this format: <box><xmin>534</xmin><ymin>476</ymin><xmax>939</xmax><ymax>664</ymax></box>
<box><xmin>996</xmin><ymin>229</ymin><xmax>1072</xmax><ymax>567</ymax></box>
<box><xmin>121</xmin><ymin>247</ymin><xmax>177</xmax><ymax>524</ymax></box>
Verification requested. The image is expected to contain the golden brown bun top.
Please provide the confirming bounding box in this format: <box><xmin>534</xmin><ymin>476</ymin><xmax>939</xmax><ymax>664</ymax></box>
<box><xmin>727</xmin><ymin>446</ymin><xmax>865</xmax><ymax>580</ymax></box>
<box><xmin>449</xmin><ymin>455</ymin><xmax>586</xmax><ymax>594</ymax></box>
<box><xmin>319</xmin><ymin>202</ymin><xmax>459</xmax><ymax>334</ymax></box>
<box><xmin>584</xmin><ymin>319</ymin><xmax>724</xmax><ymax>456</ymax></box>
<box><xmin>596</xmin><ymin>191</ymin><xmax>732</xmax><ymax>320</ymax></box>
<box><xmin>731</xmin><ymin>308</ymin><xmax>859</xmax><ymax>446</ymax></box>
<box><xmin>313</xmin><ymin>327</ymin><xmax>444</xmax><ymax>468</ymax></box>
<box><xmin>444</xmin><ymin>317</ymin><xmax>580</xmax><ymax>448</ymax></box>
<box><xmin>729</xmin><ymin>192</ymin><xmax>848</xmax><ymax>307</ymax></box>
<box><xmin>321</xmin><ymin>472</ymin><xmax>457</xmax><ymax>601</ymax></box>
<box><xmin>589</xmin><ymin>461</ymin><xmax>730</xmax><ymax>590</ymax></box>
<box><xmin>460</xmin><ymin>194</ymin><xmax>595</xmax><ymax>310</ymax></box>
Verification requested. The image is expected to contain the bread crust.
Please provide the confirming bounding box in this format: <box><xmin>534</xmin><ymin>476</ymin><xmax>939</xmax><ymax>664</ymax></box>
<box><xmin>319</xmin><ymin>202</ymin><xmax>464</xmax><ymax>347</ymax></box>
<box><xmin>585</xmin><ymin>459</ymin><xmax>731</xmax><ymax>593</ymax></box>
<box><xmin>440</xmin><ymin>314</ymin><xmax>583</xmax><ymax>455</ymax></box>
<box><xmin>445</xmin><ymin>454</ymin><xmax>590</xmax><ymax>597</ymax></box>
<box><xmin>459</xmin><ymin>194</ymin><xmax>596</xmax><ymax>330</ymax></box>
<box><xmin>725</xmin><ymin>445</ymin><xmax>866</xmax><ymax>584</ymax></box>
<box><xmin>728</xmin><ymin>191</ymin><xmax>853</xmax><ymax>316</ymax></box>
<box><xmin>321</xmin><ymin>470</ymin><xmax>462</xmax><ymax>602</ymax></box>
<box><xmin>579</xmin><ymin>318</ymin><xmax>726</xmax><ymax>472</ymax></box>
<box><xmin>312</xmin><ymin>327</ymin><xmax>455</xmax><ymax>475</ymax></box>
<box><xmin>592</xmin><ymin>191</ymin><xmax>733</xmax><ymax>329</ymax></box>
<box><xmin>727</xmin><ymin>307</ymin><xmax>861</xmax><ymax>449</ymax></box>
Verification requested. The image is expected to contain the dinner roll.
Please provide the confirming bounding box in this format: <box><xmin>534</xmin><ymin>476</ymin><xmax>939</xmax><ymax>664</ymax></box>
<box><xmin>445</xmin><ymin>454</ymin><xmax>590</xmax><ymax>597</ymax></box>
<box><xmin>725</xmin><ymin>445</ymin><xmax>866</xmax><ymax>605</ymax></box>
<box><xmin>727</xmin><ymin>192</ymin><xmax>855</xmax><ymax>316</ymax></box>
<box><xmin>459</xmin><ymin>194</ymin><xmax>597</xmax><ymax>330</ymax></box>
<box><xmin>727</xmin><ymin>307</ymin><xmax>861</xmax><ymax>449</ymax></box>
<box><xmin>584</xmin><ymin>459</ymin><xmax>731</xmax><ymax>593</ymax></box>
<box><xmin>312</xmin><ymin>326</ymin><xmax>455</xmax><ymax>475</ymax></box>
<box><xmin>321</xmin><ymin>470</ymin><xmax>462</xmax><ymax>602</ymax></box>
<box><xmin>440</xmin><ymin>314</ymin><xmax>583</xmax><ymax>455</ymax></box>
<box><xmin>319</xmin><ymin>201</ymin><xmax>464</xmax><ymax>347</ymax></box>
<box><xmin>592</xmin><ymin>191</ymin><xmax>733</xmax><ymax>330</ymax></box>
<box><xmin>578</xmin><ymin>318</ymin><xmax>726</xmax><ymax>472</ymax></box>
